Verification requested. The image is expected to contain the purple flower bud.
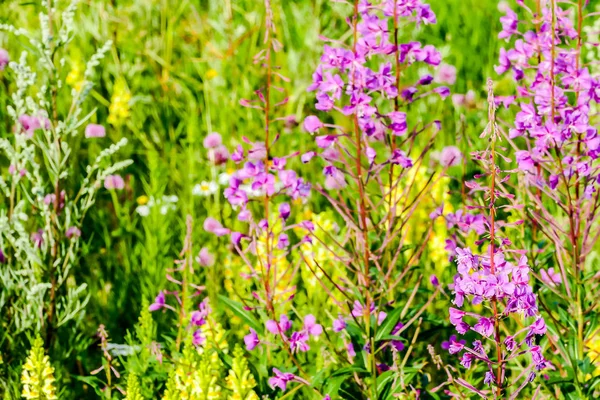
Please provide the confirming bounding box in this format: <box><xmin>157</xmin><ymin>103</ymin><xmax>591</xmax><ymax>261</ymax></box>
<box><xmin>484</xmin><ymin>371</ymin><xmax>495</xmax><ymax>385</ymax></box>
<box><xmin>277</xmin><ymin>233</ymin><xmax>289</xmax><ymax>249</ymax></box>
<box><xmin>279</xmin><ymin>202</ymin><xmax>290</xmax><ymax>220</ymax></box>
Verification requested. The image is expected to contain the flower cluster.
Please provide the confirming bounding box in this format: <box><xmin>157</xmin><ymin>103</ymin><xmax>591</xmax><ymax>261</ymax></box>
<box><xmin>495</xmin><ymin>1</ymin><xmax>600</xmax><ymax>391</ymax></box>
<box><xmin>305</xmin><ymin>0</ymin><xmax>449</xmax><ymax>188</ymax></box>
<box><xmin>443</xmin><ymin>81</ymin><xmax>547</xmax><ymax>397</ymax></box>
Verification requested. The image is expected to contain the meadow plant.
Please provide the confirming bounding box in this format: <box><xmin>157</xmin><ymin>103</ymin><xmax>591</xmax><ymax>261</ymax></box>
<box><xmin>299</xmin><ymin>0</ymin><xmax>453</xmax><ymax>396</ymax></box>
<box><xmin>495</xmin><ymin>0</ymin><xmax>600</xmax><ymax>395</ymax></box>
<box><xmin>0</xmin><ymin>0</ymin><xmax>129</xmax><ymax>395</ymax></box>
<box><xmin>443</xmin><ymin>81</ymin><xmax>547</xmax><ymax>398</ymax></box>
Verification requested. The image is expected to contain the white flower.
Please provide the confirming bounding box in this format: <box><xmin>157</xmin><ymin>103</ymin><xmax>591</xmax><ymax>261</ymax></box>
<box><xmin>136</xmin><ymin>205</ymin><xmax>150</xmax><ymax>217</ymax></box>
<box><xmin>193</xmin><ymin>181</ymin><xmax>218</xmax><ymax>196</ymax></box>
<box><xmin>218</xmin><ymin>172</ymin><xmax>232</xmax><ymax>185</ymax></box>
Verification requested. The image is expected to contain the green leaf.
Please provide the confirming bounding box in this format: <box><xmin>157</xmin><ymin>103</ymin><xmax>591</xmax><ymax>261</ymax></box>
<box><xmin>217</xmin><ymin>295</ymin><xmax>261</xmax><ymax>332</ymax></box>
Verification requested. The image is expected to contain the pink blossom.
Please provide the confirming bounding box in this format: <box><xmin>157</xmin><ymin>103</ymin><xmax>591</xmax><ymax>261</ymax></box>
<box><xmin>85</xmin><ymin>124</ymin><xmax>106</xmax><ymax>138</ymax></box>
<box><xmin>104</xmin><ymin>175</ymin><xmax>125</xmax><ymax>190</ymax></box>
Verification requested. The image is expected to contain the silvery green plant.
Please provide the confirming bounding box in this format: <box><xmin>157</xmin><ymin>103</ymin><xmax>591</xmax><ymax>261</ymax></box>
<box><xmin>0</xmin><ymin>0</ymin><xmax>130</xmax><ymax>394</ymax></box>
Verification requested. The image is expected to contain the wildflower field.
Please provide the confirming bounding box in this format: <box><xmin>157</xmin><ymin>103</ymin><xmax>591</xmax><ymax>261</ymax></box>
<box><xmin>1</xmin><ymin>0</ymin><xmax>600</xmax><ymax>398</ymax></box>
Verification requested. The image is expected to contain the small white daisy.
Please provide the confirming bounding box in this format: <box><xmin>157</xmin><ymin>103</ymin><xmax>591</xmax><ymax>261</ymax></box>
<box><xmin>193</xmin><ymin>181</ymin><xmax>218</xmax><ymax>196</ymax></box>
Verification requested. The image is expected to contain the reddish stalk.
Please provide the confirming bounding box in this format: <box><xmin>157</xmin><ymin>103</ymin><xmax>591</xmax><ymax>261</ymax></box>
<box><xmin>486</xmin><ymin>81</ymin><xmax>503</xmax><ymax>397</ymax></box>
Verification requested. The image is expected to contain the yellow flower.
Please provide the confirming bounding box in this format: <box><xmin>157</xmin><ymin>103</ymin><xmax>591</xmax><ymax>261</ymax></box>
<box><xmin>108</xmin><ymin>78</ymin><xmax>132</xmax><ymax>126</ymax></box>
<box><xmin>21</xmin><ymin>336</ymin><xmax>58</xmax><ymax>400</ymax></box>
<box><xmin>136</xmin><ymin>195</ymin><xmax>149</xmax><ymax>205</ymax></box>
<box><xmin>587</xmin><ymin>329</ymin><xmax>600</xmax><ymax>378</ymax></box>
<box><xmin>206</xmin><ymin>69</ymin><xmax>218</xmax><ymax>80</ymax></box>
<box><xmin>66</xmin><ymin>61</ymin><xmax>85</xmax><ymax>92</ymax></box>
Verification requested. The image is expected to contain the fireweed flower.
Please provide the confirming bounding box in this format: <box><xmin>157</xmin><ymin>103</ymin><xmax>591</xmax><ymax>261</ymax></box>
<box><xmin>268</xmin><ymin>368</ymin><xmax>296</xmax><ymax>392</ymax></box>
<box><xmin>244</xmin><ymin>328</ymin><xmax>260</xmax><ymax>351</ymax></box>
<box><xmin>494</xmin><ymin>0</ymin><xmax>600</xmax><ymax>391</ymax></box>
<box><xmin>445</xmin><ymin>82</ymin><xmax>547</xmax><ymax>397</ymax></box>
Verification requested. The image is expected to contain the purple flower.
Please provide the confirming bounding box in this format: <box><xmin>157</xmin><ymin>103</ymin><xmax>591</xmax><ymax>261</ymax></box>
<box><xmin>66</xmin><ymin>226</ymin><xmax>81</xmax><ymax>239</ymax></box>
<box><xmin>436</xmin><ymin>64</ymin><xmax>456</xmax><ymax>85</ymax></box>
<box><xmin>441</xmin><ymin>335</ymin><xmax>466</xmax><ymax>351</ymax></box>
<box><xmin>448</xmin><ymin>340</ymin><xmax>464</xmax><ymax>354</ymax></box>
<box><xmin>333</xmin><ymin>315</ymin><xmax>346</xmax><ymax>332</ymax></box>
<box><xmin>85</xmin><ymin>123</ymin><xmax>106</xmax><ymax>138</ymax></box>
<box><xmin>104</xmin><ymin>175</ymin><xmax>125</xmax><ymax>190</ymax></box>
<box><xmin>203</xmin><ymin>217</ymin><xmax>230</xmax><ymax>236</ymax></box>
<box><xmin>460</xmin><ymin>353</ymin><xmax>474</xmax><ymax>369</ymax></box>
<box><xmin>244</xmin><ymin>328</ymin><xmax>260</xmax><ymax>351</ymax></box>
<box><xmin>203</xmin><ymin>132</ymin><xmax>222</xmax><ymax>149</ymax></box>
<box><xmin>540</xmin><ymin>268</ymin><xmax>561</xmax><ymax>286</ymax></box>
<box><xmin>473</xmin><ymin>317</ymin><xmax>494</xmax><ymax>337</ymax></box>
<box><xmin>323</xmin><ymin>165</ymin><xmax>346</xmax><ymax>190</ymax></box>
<box><xmin>303</xmin><ymin>314</ymin><xmax>323</xmax><ymax>337</ymax></box>
<box><xmin>278</xmin><ymin>202</ymin><xmax>290</xmax><ymax>220</ymax></box>
<box><xmin>277</xmin><ymin>233</ymin><xmax>289</xmax><ymax>249</ymax></box>
<box><xmin>196</xmin><ymin>247</ymin><xmax>215</xmax><ymax>267</ymax></box>
<box><xmin>439</xmin><ymin>146</ymin><xmax>462</xmax><ymax>167</ymax></box>
<box><xmin>504</xmin><ymin>336</ymin><xmax>516</xmax><ymax>352</ymax></box>
<box><xmin>268</xmin><ymin>368</ymin><xmax>296</xmax><ymax>392</ymax></box>
<box><xmin>289</xmin><ymin>331</ymin><xmax>310</xmax><ymax>352</ymax></box>
<box><xmin>304</xmin><ymin>116</ymin><xmax>324</xmax><ymax>133</ymax></box>
<box><xmin>193</xmin><ymin>329</ymin><xmax>206</xmax><ymax>346</ymax></box>
<box><xmin>484</xmin><ymin>371</ymin><xmax>495</xmax><ymax>385</ymax></box>
<box><xmin>191</xmin><ymin>311</ymin><xmax>206</xmax><ymax>326</ymax></box>
<box><xmin>529</xmin><ymin>318</ymin><xmax>547</xmax><ymax>336</ymax></box>
<box><xmin>266</xmin><ymin>314</ymin><xmax>292</xmax><ymax>334</ymax></box>
<box><xmin>387</xmin><ymin>111</ymin><xmax>407</xmax><ymax>136</ymax></box>
<box><xmin>0</xmin><ymin>48</ymin><xmax>9</xmax><ymax>71</ymax></box>
<box><xmin>31</xmin><ymin>229</ymin><xmax>44</xmax><ymax>248</ymax></box>
<box><xmin>498</xmin><ymin>7</ymin><xmax>518</xmax><ymax>40</ymax></box>
<box><xmin>149</xmin><ymin>291</ymin><xmax>166</xmax><ymax>311</ymax></box>
<box><xmin>449</xmin><ymin>307</ymin><xmax>465</xmax><ymax>326</ymax></box>
<box><xmin>390</xmin><ymin>149</ymin><xmax>412</xmax><ymax>168</ymax></box>
<box><xmin>516</xmin><ymin>150</ymin><xmax>535</xmax><ymax>172</ymax></box>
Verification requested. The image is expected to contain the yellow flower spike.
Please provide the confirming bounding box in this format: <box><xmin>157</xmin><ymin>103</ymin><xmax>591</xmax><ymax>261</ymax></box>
<box><xmin>21</xmin><ymin>336</ymin><xmax>58</xmax><ymax>400</ymax></box>
<box><xmin>108</xmin><ymin>78</ymin><xmax>132</xmax><ymax>126</ymax></box>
